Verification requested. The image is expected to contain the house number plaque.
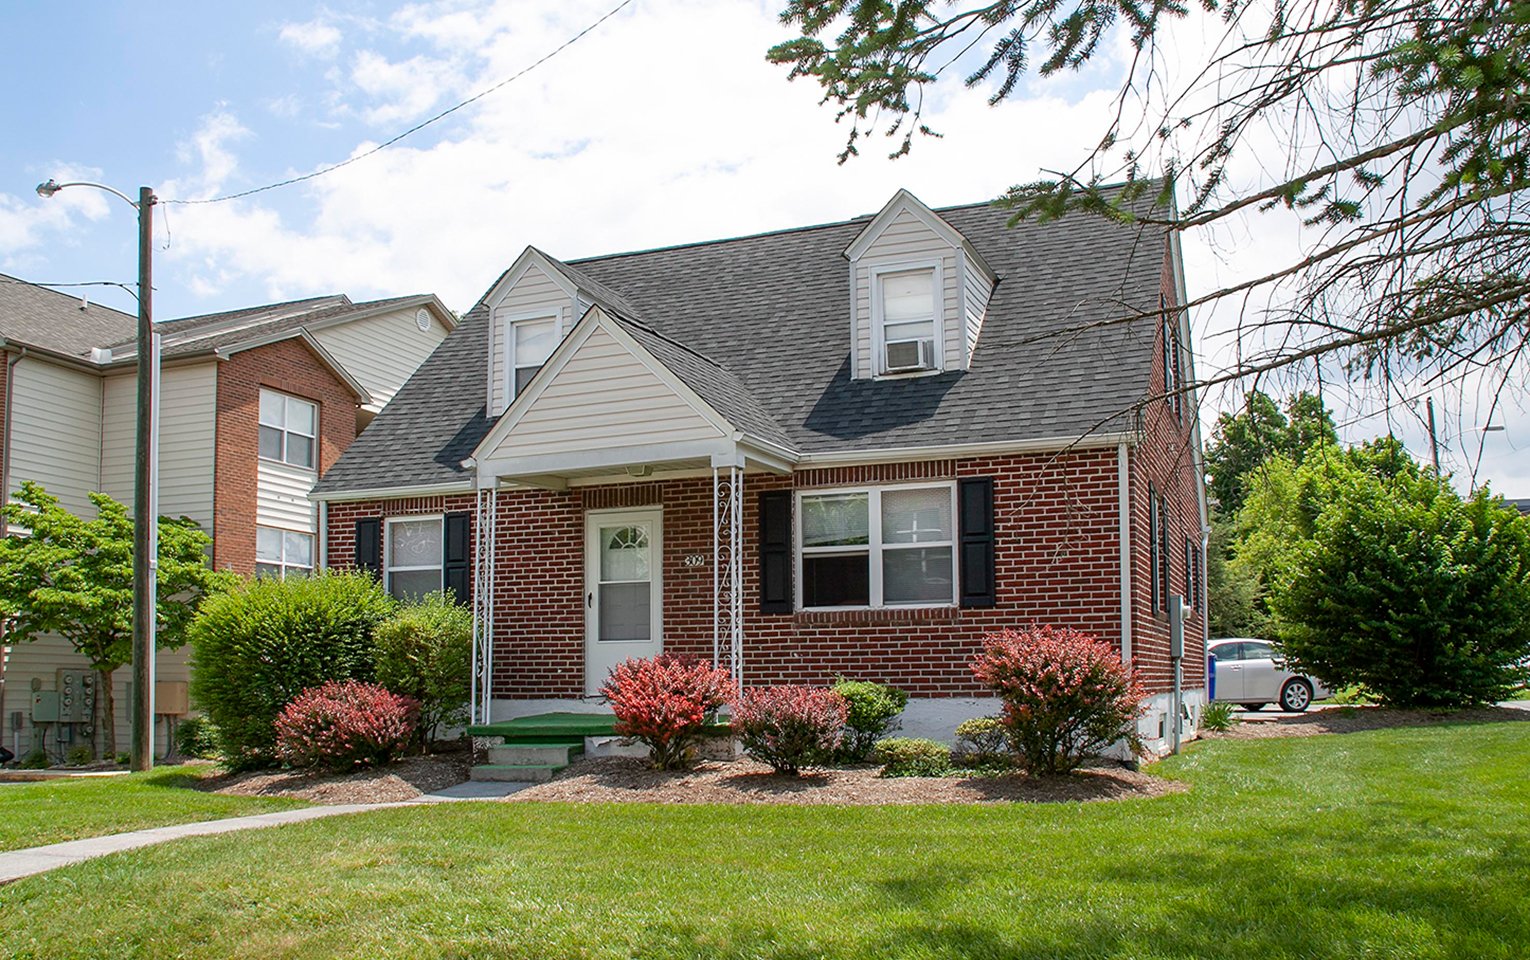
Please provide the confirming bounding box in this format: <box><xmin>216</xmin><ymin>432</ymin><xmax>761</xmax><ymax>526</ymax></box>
<box><xmin>682</xmin><ymin>554</ymin><xmax>707</xmax><ymax>567</ymax></box>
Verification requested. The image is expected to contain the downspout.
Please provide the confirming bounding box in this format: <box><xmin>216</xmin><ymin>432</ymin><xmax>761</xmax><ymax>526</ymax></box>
<box><xmin>318</xmin><ymin>499</ymin><xmax>328</xmax><ymax>570</ymax></box>
<box><xmin>1117</xmin><ymin>440</ymin><xmax>1132</xmax><ymax>664</ymax></box>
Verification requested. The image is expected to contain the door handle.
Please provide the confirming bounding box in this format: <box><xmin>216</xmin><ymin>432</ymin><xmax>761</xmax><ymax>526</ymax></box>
<box><xmin>586</xmin><ymin>591</ymin><xmax>594</xmax><ymax>608</ymax></box>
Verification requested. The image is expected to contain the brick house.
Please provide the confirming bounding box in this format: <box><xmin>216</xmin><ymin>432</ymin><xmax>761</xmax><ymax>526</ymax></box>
<box><xmin>0</xmin><ymin>280</ymin><xmax>455</xmax><ymax>758</ymax></box>
<box><xmin>313</xmin><ymin>188</ymin><xmax>1209</xmax><ymax>750</ymax></box>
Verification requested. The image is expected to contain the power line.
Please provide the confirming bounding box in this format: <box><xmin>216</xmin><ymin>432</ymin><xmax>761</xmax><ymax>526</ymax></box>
<box><xmin>163</xmin><ymin>0</ymin><xmax>635</xmax><ymax>206</ymax></box>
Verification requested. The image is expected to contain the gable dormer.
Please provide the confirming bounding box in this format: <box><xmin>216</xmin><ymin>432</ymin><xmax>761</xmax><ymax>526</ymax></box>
<box><xmin>844</xmin><ymin>190</ymin><xmax>996</xmax><ymax>379</ymax></box>
<box><xmin>482</xmin><ymin>248</ymin><xmax>583</xmax><ymax>418</ymax></box>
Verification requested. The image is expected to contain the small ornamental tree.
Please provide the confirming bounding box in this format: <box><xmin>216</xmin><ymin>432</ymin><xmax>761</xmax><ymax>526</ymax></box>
<box><xmin>600</xmin><ymin>654</ymin><xmax>734</xmax><ymax>770</ymax></box>
<box><xmin>0</xmin><ymin>482</ymin><xmax>230</xmax><ymax>757</ymax></box>
<box><xmin>971</xmin><ymin>625</ymin><xmax>1146</xmax><ymax>776</ymax></box>
<box><xmin>731</xmin><ymin>685</ymin><xmax>848</xmax><ymax>775</ymax></box>
<box><xmin>1274</xmin><ymin>470</ymin><xmax>1530</xmax><ymax>706</ymax></box>
<box><xmin>274</xmin><ymin>681</ymin><xmax>418</xmax><ymax>771</ymax></box>
<box><xmin>373</xmin><ymin>593</ymin><xmax>472</xmax><ymax>750</ymax></box>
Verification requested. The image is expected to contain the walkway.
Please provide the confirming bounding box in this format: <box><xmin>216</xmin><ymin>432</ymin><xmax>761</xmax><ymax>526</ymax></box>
<box><xmin>0</xmin><ymin>780</ymin><xmax>530</xmax><ymax>885</ymax></box>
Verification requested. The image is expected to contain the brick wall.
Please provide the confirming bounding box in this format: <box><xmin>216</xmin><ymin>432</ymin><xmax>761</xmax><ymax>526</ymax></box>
<box><xmin>212</xmin><ymin>339</ymin><xmax>359</xmax><ymax>574</ymax></box>
<box><xmin>324</xmin><ymin>446</ymin><xmax>1197</xmax><ymax>701</ymax></box>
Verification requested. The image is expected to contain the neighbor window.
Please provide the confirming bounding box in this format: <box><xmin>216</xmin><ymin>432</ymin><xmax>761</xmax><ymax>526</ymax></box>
<box><xmin>510</xmin><ymin>315</ymin><xmax>559</xmax><ymax>396</ymax></box>
<box><xmin>386</xmin><ymin>516</ymin><xmax>443</xmax><ymax>601</ymax></box>
<box><xmin>258</xmin><ymin>389</ymin><xmax>317</xmax><ymax>469</ymax></box>
<box><xmin>255</xmin><ymin>526</ymin><xmax>313</xmax><ymax>580</ymax></box>
<box><xmin>875</xmin><ymin>267</ymin><xmax>938</xmax><ymax>373</ymax></box>
<box><xmin>798</xmin><ymin>484</ymin><xmax>956</xmax><ymax>609</ymax></box>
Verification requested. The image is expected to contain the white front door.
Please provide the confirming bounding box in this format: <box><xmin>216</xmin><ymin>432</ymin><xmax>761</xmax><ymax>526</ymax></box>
<box><xmin>585</xmin><ymin>510</ymin><xmax>663</xmax><ymax>695</ymax></box>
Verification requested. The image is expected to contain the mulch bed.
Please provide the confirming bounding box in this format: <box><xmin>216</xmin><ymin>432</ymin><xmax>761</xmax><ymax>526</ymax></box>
<box><xmin>1201</xmin><ymin>704</ymin><xmax>1530</xmax><ymax>740</ymax></box>
<box><xmin>505</xmin><ymin>755</ymin><xmax>1183</xmax><ymax>805</ymax></box>
<box><xmin>198</xmin><ymin>755</ymin><xmax>471</xmax><ymax>805</ymax></box>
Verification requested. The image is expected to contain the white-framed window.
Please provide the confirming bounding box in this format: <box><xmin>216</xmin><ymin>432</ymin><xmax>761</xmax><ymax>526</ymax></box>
<box><xmin>255</xmin><ymin>526</ymin><xmax>314</xmax><ymax>579</ymax></box>
<box><xmin>796</xmin><ymin>482</ymin><xmax>957</xmax><ymax>609</ymax></box>
<box><xmin>258</xmin><ymin>389</ymin><xmax>317</xmax><ymax>469</ymax></box>
<box><xmin>505</xmin><ymin>312</ymin><xmax>561</xmax><ymax>398</ymax></box>
<box><xmin>386</xmin><ymin>515</ymin><xmax>444</xmax><ymax>601</ymax></box>
<box><xmin>871</xmin><ymin>262</ymin><xmax>942</xmax><ymax>375</ymax></box>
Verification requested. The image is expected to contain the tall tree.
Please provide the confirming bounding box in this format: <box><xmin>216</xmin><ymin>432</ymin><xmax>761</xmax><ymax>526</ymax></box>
<box><xmin>0</xmin><ymin>482</ymin><xmax>229</xmax><ymax>757</ymax></box>
<box><xmin>769</xmin><ymin>0</ymin><xmax>1530</xmax><ymax>412</ymax></box>
<box><xmin>1204</xmin><ymin>390</ymin><xmax>1338</xmax><ymax>514</ymax></box>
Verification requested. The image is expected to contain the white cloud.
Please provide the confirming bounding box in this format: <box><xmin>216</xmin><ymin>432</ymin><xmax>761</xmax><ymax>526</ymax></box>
<box><xmin>349</xmin><ymin>50</ymin><xmax>461</xmax><ymax>126</ymax></box>
<box><xmin>279</xmin><ymin>19</ymin><xmax>343</xmax><ymax>57</ymax></box>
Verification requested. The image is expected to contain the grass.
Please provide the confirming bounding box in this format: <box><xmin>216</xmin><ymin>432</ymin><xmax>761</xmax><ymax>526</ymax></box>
<box><xmin>3</xmin><ymin>720</ymin><xmax>1528</xmax><ymax>959</ymax></box>
<box><xmin>0</xmin><ymin>765</ymin><xmax>308</xmax><ymax>852</ymax></box>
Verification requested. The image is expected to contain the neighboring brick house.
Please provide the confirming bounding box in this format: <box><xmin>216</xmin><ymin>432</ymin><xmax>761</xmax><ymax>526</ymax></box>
<box><xmin>313</xmin><ymin>188</ymin><xmax>1209</xmax><ymax>751</ymax></box>
<box><xmin>0</xmin><ymin>278</ymin><xmax>455</xmax><ymax>759</ymax></box>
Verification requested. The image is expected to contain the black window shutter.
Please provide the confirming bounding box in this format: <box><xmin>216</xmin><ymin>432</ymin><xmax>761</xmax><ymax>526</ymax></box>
<box><xmin>958</xmin><ymin>477</ymin><xmax>996</xmax><ymax>608</ymax></box>
<box><xmin>355</xmin><ymin>518</ymin><xmax>381</xmax><ymax>579</ymax></box>
<box><xmin>443</xmin><ymin>512</ymin><xmax>471</xmax><ymax>605</ymax></box>
<box><xmin>758</xmin><ymin>490</ymin><xmax>792</xmax><ymax>614</ymax></box>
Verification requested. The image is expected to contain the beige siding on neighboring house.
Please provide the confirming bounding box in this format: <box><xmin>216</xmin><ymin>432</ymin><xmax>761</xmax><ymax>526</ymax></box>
<box><xmin>483</xmin><ymin>324</ymin><xmax>723</xmax><ymax>461</ymax></box>
<box><xmin>312</xmin><ymin>306</ymin><xmax>448</xmax><ymax>408</ymax></box>
<box><xmin>852</xmin><ymin>209</ymin><xmax>962</xmax><ymax>378</ymax></box>
<box><xmin>257</xmin><ymin>459</ymin><xmax>317</xmax><ymax>533</ymax></box>
<box><xmin>100</xmin><ymin>363</ymin><xmax>218</xmax><ymax>529</ymax></box>
<box><xmin>489</xmin><ymin>263</ymin><xmax>574</xmax><ymax>417</ymax></box>
<box><xmin>7</xmin><ymin>358</ymin><xmax>102</xmax><ymax>516</ymax></box>
<box><xmin>0</xmin><ymin>634</ymin><xmax>187</xmax><ymax>758</ymax></box>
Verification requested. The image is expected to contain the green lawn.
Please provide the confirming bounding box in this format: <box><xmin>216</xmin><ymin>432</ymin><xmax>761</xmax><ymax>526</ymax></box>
<box><xmin>0</xmin><ymin>765</ymin><xmax>308</xmax><ymax>852</ymax></box>
<box><xmin>3</xmin><ymin>721</ymin><xmax>1528</xmax><ymax>959</ymax></box>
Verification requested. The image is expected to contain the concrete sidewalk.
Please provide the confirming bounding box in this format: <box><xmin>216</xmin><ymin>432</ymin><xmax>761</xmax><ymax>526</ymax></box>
<box><xmin>0</xmin><ymin>779</ymin><xmax>532</xmax><ymax>885</ymax></box>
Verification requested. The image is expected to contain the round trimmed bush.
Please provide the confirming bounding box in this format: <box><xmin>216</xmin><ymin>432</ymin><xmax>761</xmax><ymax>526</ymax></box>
<box><xmin>731</xmin><ymin>685</ymin><xmax>848</xmax><ymax>775</ymax></box>
<box><xmin>831</xmin><ymin>678</ymin><xmax>909</xmax><ymax>762</ymax></box>
<box><xmin>274</xmin><ymin>680</ymin><xmax>418</xmax><ymax>771</ymax></box>
<box><xmin>952</xmin><ymin>716</ymin><xmax>1011</xmax><ymax>768</ymax></box>
<box><xmin>874</xmin><ymin>737</ymin><xmax>952</xmax><ymax>778</ymax></box>
<box><xmin>601</xmin><ymin>654</ymin><xmax>734</xmax><ymax>770</ymax></box>
<box><xmin>188</xmin><ymin>572</ymin><xmax>396</xmax><ymax>768</ymax></box>
<box><xmin>374</xmin><ymin>592</ymin><xmax>472</xmax><ymax>749</ymax></box>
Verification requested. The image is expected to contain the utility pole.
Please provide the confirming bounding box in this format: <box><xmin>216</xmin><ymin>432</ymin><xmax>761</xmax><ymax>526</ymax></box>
<box><xmin>1426</xmin><ymin>397</ymin><xmax>1441</xmax><ymax>473</ymax></box>
<box><xmin>131</xmin><ymin>186</ymin><xmax>158</xmax><ymax>772</ymax></box>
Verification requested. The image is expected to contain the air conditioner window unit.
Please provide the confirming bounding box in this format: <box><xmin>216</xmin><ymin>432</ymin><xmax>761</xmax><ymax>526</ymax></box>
<box><xmin>884</xmin><ymin>337</ymin><xmax>935</xmax><ymax>372</ymax></box>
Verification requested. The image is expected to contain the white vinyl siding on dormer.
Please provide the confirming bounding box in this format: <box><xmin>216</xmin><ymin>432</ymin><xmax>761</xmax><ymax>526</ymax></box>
<box><xmin>963</xmin><ymin>251</ymin><xmax>995</xmax><ymax>360</ymax></box>
<box><xmin>851</xmin><ymin>209</ymin><xmax>963</xmax><ymax>379</ymax></box>
<box><xmin>488</xmin><ymin>262</ymin><xmax>575</xmax><ymax>416</ymax></box>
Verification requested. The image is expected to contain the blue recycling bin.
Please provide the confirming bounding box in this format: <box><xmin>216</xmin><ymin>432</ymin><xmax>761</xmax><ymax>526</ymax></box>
<box><xmin>1207</xmin><ymin>652</ymin><xmax>1217</xmax><ymax>701</ymax></box>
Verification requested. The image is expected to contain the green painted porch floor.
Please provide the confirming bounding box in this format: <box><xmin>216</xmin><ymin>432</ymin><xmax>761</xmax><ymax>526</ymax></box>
<box><xmin>467</xmin><ymin>712</ymin><xmax>618</xmax><ymax>744</ymax></box>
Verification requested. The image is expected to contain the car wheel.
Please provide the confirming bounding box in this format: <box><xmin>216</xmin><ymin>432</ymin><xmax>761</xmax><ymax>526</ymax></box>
<box><xmin>1280</xmin><ymin>679</ymin><xmax>1313</xmax><ymax>712</ymax></box>
<box><xmin>1242</xmin><ymin>703</ymin><xmax>1266</xmax><ymax>711</ymax></box>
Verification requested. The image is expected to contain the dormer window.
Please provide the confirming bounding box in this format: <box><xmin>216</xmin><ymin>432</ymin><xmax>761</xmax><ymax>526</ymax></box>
<box><xmin>509</xmin><ymin>314</ymin><xmax>559</xmax><ymax>397</ymax></box>
<box><xmin>875</xmin><ymin>265</ymin><xmax>940</xmax><ymax>375</ymax></box>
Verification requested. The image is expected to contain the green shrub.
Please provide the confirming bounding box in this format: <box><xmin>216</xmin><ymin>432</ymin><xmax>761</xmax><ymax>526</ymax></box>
<box><xmin>174</xmin><ymin>715</ymin><xmax>220</xmax><ymax>759</ymax></box>
<box><xmin>875</xmin><ymin>737</ymin><xmax>951</xmax><ymax>778</ymax></box>
<box><xmin>65</xmin><ymin>745</ymin><xmax>94</xmax><ymax>766</ymax></box>
<box><xmin>373</xmin><ymin>593</ymin><xmax>472</xmax><ymax>750</ymax></box>
<box><xmin>952</xmin><ymin>716</ymin><xmax>1011</xmax><ymax>768</ymax></box>
<box><xmin>115</xmin><ymin>752</ymin><xmax>131</xmax><ymax>766</ymax></box>
<box><xmin>189</xmin><ymin>572</ymin><xmax>396</xmax><ymax>768</ymax></box>
<box><xmin>1200</xmin><ymin>701</ymin><xmax>1239</xmax><ymax>732</ymax></box>
<box><xmin>20</xmin><ymin>748</ymin><xmax>49</xmax><ymax>769</ymax></box>
<box><xmin>832</xmin><ymin>678</ymin><xmax>909</xmax><ymax>762</ymax></box>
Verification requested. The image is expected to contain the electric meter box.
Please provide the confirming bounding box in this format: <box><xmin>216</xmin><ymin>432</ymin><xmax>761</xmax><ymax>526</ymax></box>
<box><xmin>31</xmin><ymin>691</ymin><xmax>60</xmax><ymax>723</ymax></box>
<box><xmin>56</xmin><ymin>670</ymin><xmax>97</xmax><ymax>723</ymax></box>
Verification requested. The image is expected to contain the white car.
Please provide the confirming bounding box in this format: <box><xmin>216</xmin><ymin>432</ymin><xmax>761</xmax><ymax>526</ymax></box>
<box><xmin>1209</xmin><ymin>638</ymin><xmax>1331</xmax><ymax>712</ymax></box>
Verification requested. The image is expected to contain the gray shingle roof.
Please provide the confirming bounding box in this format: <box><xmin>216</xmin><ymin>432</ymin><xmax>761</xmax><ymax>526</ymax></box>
<box><xmin>315</xmin><ymin>189</ymin><xmax>1170</xmax><ymax>495</ymax></box>
<box><xmin>0</xmin><ymin>274</ymin><xmax>137</xmax><ymax>358</ymax></box>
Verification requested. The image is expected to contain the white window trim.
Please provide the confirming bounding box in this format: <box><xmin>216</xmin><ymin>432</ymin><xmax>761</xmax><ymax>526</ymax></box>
<box><xmin>385</xmin><ymin>514</ymin><xmax>445</xmax><ymax>598</ymax></box>
<box><xmin>794</xmin><ymin>481</ymin><xmax>959</xmax><ymax>611</ymax></box>
<box><xmin>869</xmin><ymin>259</ymin><xmax>944</xmax><ymax>379</ymax></box>
<box><xmin>257</xmin><ymin>389</ymin><xmax>319</xmax><ymax>471</ymax></box>
<box><xmin>255</xmin><ymin>525</ymin><xmax>315</xmax><ymax>580</ymax></box>
<box><xmin>501</xmin><ymin>309</ymin><xmax>563</xmax><ymax>402</ymax></box>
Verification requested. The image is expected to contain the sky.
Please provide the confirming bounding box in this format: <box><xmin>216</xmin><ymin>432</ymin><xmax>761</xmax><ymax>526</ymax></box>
<box><xmin>1</xmin><ymin>0</ymin><xmax>1523</xmax><ymax>495</ymax></box>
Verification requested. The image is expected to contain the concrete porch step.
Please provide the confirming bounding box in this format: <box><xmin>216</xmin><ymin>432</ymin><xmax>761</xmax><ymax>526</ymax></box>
<box><xmin>469</xmin><ymin>763</ymin><xmax>563</xmax><ymax>783</ymax></box>
<box><xmin>487</xmin><ymin>743</ymin><xmax>583</xmax><ymax>766</ymax></box>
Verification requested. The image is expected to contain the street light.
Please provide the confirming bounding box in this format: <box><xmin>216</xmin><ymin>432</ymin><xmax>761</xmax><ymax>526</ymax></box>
<box><xmin>35</xmin><ymin>178</ymin><xmax>159</xmax><ymax>772</ymax></box>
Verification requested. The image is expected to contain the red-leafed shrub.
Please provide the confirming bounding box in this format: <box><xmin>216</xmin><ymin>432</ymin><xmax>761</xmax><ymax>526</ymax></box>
<box><xmin>971</xmin><ymin>625</ymin><xmax>1147</xmax><ymax>775</ymax></box>
<box><xmin>600</xmin><ymin>655</ymin><xmax>734</xmax><ymax>770</ymax></box>
<box><xmin>730</xmin><ymin>685</ymin><xmax>849</xmax><ymax>775</ymax></box>
<box><xmin>273</xmin><ymin>680</ymin><xmax>418</xmax><ymax>771</ymax></box>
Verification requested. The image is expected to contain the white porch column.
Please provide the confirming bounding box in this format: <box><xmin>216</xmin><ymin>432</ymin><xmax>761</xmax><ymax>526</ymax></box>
<box><xmin>711</xmin><ymin>454</ymin><xmax>745</xmax><ymax>682</ymax></box>
<box><xmin>471</xmin><ymin>486</ymin><xmax>498</xmax><ymax>725</ymax></box>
